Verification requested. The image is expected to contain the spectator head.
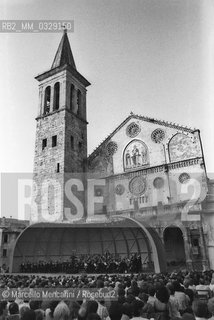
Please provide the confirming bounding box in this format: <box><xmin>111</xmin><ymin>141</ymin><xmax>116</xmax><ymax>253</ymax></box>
<box><xmin>122</xmin><ymin>303</ymin><xmax>132</xmax><ymax>318</ymax></box>
<box><xmin>53</xmin><ymin>301</ymin><xmax>70</xmax><ymax>320</ymax></box>
<box><xmin>126</xmin><ymin>294</ymin><xmax>135</xmax><ymax>304</ymax></box>
<box><xmin>166</xmin><ymin>283</ymin><xmax>175</xmax><ymax>295</ymax></box>
<box><xmin>173</xmin><ymin>281</ymin><xmax>182</xmax><ymax>292</ymax></box>
<box><xmin>182</xmin><ymin>313</ymin><xmax>195</xmax><ymax>320</ymax></box>
<box><xmin>86</xmin><ymin>313</ymin><xmax>101</xmax><ymax>320</ymax></box>
<box><xmin>192</xmin><ymin>300</ymin><xmax>209</xmax><ymax>318</ymax></box>
<box><xmin>86</xmin><ymin>301</ymin><xmax>98</xmax><ymax>315</ymax></box>
<box><xmin>117</xmin><ymin>288</ymin><xmax>125</xmax><ymax>297</ymax></box>
<box><xmin>78</xmin><ymin>306</ymin><xmax>87</xmax><ymax>319</ymax></box>
<box><xmin>22</xmin><ymin>309</ymin><xmax>36</xmax><ymax>320</ymax></box>
<box><xmin>131</xmin><ymin>280</ymin><xmax>138</xmax><ymax>288</ymax></box>
<box><xmin>109</xmin><ymin>302</ymin><xmax>123</xmax><ymax>320</ymax></box>
<box><xmin>9</xmin><ymin>302</ymin><xmax>19</xmax><ymax>315</ymax></box>
<box><xmin>29</xmin><ymin>300</ymin><xmax>41</xmax><ymax>310</ymax></box>
<box><xmin>117</xmin><ymin>295</ymin><xmax>126</xmax><ymax>305</ymax></box>
<box><xmin>0</xmin><ymin>301</ymin><xmax>7</xmax><ymax>317</ymax></box>
<box><xmin>131</xmin><ymin>300</ymin><xmax>144</xmax><ymax>317</ymax></box>
<box><xmin>96</xmin><ymin>280</ymin><xmax>104</xmax><ymax>288</ymax></box>
<box><xmin>183</xmin><ymin>279</ymin><xmax>190</xmax><ymax>289</ymax></box>
<box><xmin>131</xmin><ymin>286</ymin><xmax>140</xmax><ymax>297</ymax></box>
<box><xmin>156</xmin><ymin>286</ymin><xmax>169</xmax><ymax>304</ymax></box>
<box><xmin>35</xmin><ymin>309</ymin><xmax>44</xmax><ymax>320</ymax></box>
<box><xmin>148</xmin><ymin>286</ymin><xmax>155</xmax><ymax>297</ymax></box>
<box><xmin>20</xmin><ymin>306</ymin><xmax>30</xmax><ymax>319</ymax></box>
<box><xmin>48</xmin><ymin>301</ymin><xmax>59</xmax><ymax>318</ymax></box>
<box><xmin>126</xmin><ymin>288</ymin><xmax>133</xmax><ymax>296</ymax></box>
<box><xmin>208</xmin><ymin>297</ymin><xmax>214</xmax><ymax>315</ymax></box>
<box><xmin>68</xmin><ymin>301</ymin><xmax>80</xmax><ymax>319</ymax></box>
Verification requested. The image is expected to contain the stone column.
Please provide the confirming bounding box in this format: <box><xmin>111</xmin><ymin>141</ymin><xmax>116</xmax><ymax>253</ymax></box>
<box><xmin>50</xmin><ymin>84</ymin><xmax>54</xmax><ymax>113</ymax></box>
<box><xmin>73</xmin><ymin>88</ymin><xmax>78</xmax><ymax>114</ymax></box>
<box><xmin>60</xmin><ymin>80</ymin><xmax>66</xmax><ymax>109</ymax></box>
<box><xmin>198</xmin><ymin>225</ymin><xmax>209</xmax><ymax>270</ymax></box>
<box><xmin>183</xmin><ymin>229</ymin><xmax>193</xmax><ymax>270</ymax></box>
<box><xmin>158</xmin><ymin>226</ymin><xmax>164</xmax><ymax>243</ymax></box>
<box><xmin>202</xmin><ymin>213</ymin><xmax>214</xmax><ymax>269</ymax></box>
<box><xmin>8</xmin><ymin>233</ymin><xmax>18</xmax><ymax>272</ymax></box>
<box><xmin>81</xmin><ymin>91</ymin><xmax>86</xmax><ymax>120</ymax></box>
<box><xmin>38</xmin><ymin>87</ymin><xmax>43</xmax><ymax>116</ymax></box>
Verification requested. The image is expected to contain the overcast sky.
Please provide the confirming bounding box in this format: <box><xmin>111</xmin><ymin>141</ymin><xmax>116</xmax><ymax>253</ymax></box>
<box><xmin>0</xmin><ymin>0</ymin><xmax>214</xmax><ymax>177</ymax></box>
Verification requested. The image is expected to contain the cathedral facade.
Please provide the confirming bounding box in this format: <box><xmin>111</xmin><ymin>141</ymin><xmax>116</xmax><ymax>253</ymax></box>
<box><xmin>87</xmin><ymin>113</ymin><xmax>208</xmax><ymax>270</ymax></box>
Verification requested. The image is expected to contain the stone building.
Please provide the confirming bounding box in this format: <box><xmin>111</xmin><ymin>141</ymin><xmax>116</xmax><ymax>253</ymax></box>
<box><xmin>87</xmin><ymin>113</ymin><xmax>209</xmax><ymax>270</ymax></box>
<box><xmin>0</xmin><ymin>217</ymin><xmax>29</xmax><ymax>271</ymax></box>
<box><xmin>8</xmin><ymin>30</ymin><xmax>214</xmax><ymax>273</ymax></box>
<box><xmin>201</xmin><ymin>179</ymin><xmax>214</xmax><ymax>269</ymax></box>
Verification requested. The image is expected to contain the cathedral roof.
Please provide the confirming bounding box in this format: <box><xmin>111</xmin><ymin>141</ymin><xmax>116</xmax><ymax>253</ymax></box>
<box><xmin>51</xmin><ymin>29</ymin><xmax>76</xmax><ymax>69</ymax></box>
<box><xmin>88</xmin><ymin>113</ymin><xmax>196</xmax><ymax>161</ymax></box>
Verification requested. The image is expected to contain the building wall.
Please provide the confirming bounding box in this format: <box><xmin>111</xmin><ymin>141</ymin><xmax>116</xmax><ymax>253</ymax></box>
<box><xmin>88</xmin><ymin>116</ymin><xmax>210</xmax><ymax>270</ymax></box>
<box><xmin>201</xmin><ymin>180</ymin><xmax>214</xmax><ymax>269</ymax></box>
<box><xmin>0</xmin><ymin>218</ymin><xmax>29</xmax><ymax>271</ymax></box>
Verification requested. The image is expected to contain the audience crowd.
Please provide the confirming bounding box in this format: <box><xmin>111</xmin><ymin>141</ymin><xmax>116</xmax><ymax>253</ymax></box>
<box><xmin>1</xmin><ymin>269</ymin><xmax>214</xmax><ymax>319</ymax></box>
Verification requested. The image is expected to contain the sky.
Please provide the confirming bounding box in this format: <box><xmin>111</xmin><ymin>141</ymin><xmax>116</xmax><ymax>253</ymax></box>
<box><xmin>0</xmin><ymin>0</ymin><xmax>214</xmax><ymax>178</ymax></box>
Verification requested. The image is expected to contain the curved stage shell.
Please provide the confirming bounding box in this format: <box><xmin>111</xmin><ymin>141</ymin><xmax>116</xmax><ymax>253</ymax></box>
<box><xmin>10</xmin><ymin>217</ymin><xmax>166</xmax><ymax>273</ymax></box>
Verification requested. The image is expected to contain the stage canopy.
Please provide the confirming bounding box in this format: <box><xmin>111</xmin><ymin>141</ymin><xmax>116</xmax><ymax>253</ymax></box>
<box><xmin>11</xmin><ymin>217</ymin><xmax>166</xmax><ymax>273</ymax></box>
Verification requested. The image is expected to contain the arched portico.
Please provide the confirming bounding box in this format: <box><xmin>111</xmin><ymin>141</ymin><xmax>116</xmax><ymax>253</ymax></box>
<box><xmin>10</xmin><ymin>217</ymin><xmax>166</xmax><ymax>273</ymax></box>
<box><xmin>163</xmin><ymin>226</ymin><xmax>186</xmax><ymax>268</ymax></box>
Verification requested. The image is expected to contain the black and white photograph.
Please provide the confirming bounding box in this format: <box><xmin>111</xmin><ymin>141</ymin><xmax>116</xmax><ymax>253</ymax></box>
<box><xmin>1</xmin><ymin>1</ymin><xmax>214</xmax><ymax>319</ymax></box>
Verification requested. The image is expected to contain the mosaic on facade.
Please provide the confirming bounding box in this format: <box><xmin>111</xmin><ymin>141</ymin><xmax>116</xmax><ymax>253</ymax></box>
<box><xmin>124</xmin><ymin>140</ymin><xmax>148</xmax><ymax>171</ymax></box>
<box><xmin>169</xmin><ymin>133</ymin><xmax>201</xmax><ymax>162</ymax></box>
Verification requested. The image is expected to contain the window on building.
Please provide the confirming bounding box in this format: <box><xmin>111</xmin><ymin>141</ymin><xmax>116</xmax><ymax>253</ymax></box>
<box><xmin>57</xmin><ymin>163</ymin><xmax>60</xmax><ymax>173</ymax></box>
<box><xmin>77</xmin><ymin>90</ymin><xmax>81</xmax><ymax>116</ymax></box>
<box><xmin>3</xmin><ymin>234</ymin><xmax>8</xmax><ymax>244</ymax></box>
<box><xmin>44</xmin><ymin>86</ymin><xmax>51</xmax><ymax>114</ymax></box>
<box><xmin>78</xmin><ymin>141</ymin><xmax>82</xmax><ymax>152</ymax></box>
<box><xmin>70</xmin><ymin>84</ymin><xmax>74</xmax><ymax>111</ymax></box>
<box><xmin>3</xmin><ymin>249</ymin><xmax>7</xmax><ymax>257</ymax></box>
<box><xmin>53</xmin><ymin>82</ymin><xmax>60</xmax><ymax>111</ymax></box>
<box><xmin>71</xmin><ymin>136</ymin><xmax>74</xmax><ymax>149</ymax></box>
<box><xmin>42</xmin><ymin>138</ymin><xmax>47</xmax><ymax>150</ymax></box>
<box><xmin>52</xmin><ymin>135</ymin><xmax>57</xmax><ymax>147</ymax></box>
<box><xmin>193</xmin><ymin>238</ymin><xmax>199</xmax><ymax>247</ymax></box>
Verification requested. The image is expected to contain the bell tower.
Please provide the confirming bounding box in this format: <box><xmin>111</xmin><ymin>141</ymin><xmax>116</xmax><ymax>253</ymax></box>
<box><xmin>32</xmin><ymin>30</ymin><xmax>90</xmax><ymax>223</ymax></box>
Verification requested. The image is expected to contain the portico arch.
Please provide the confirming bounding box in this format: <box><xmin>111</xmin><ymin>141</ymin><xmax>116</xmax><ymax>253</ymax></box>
<box><xmin>163</xmin><ymin>226</ymin><xmax>186</xmax><ymax>267</ymax></box>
